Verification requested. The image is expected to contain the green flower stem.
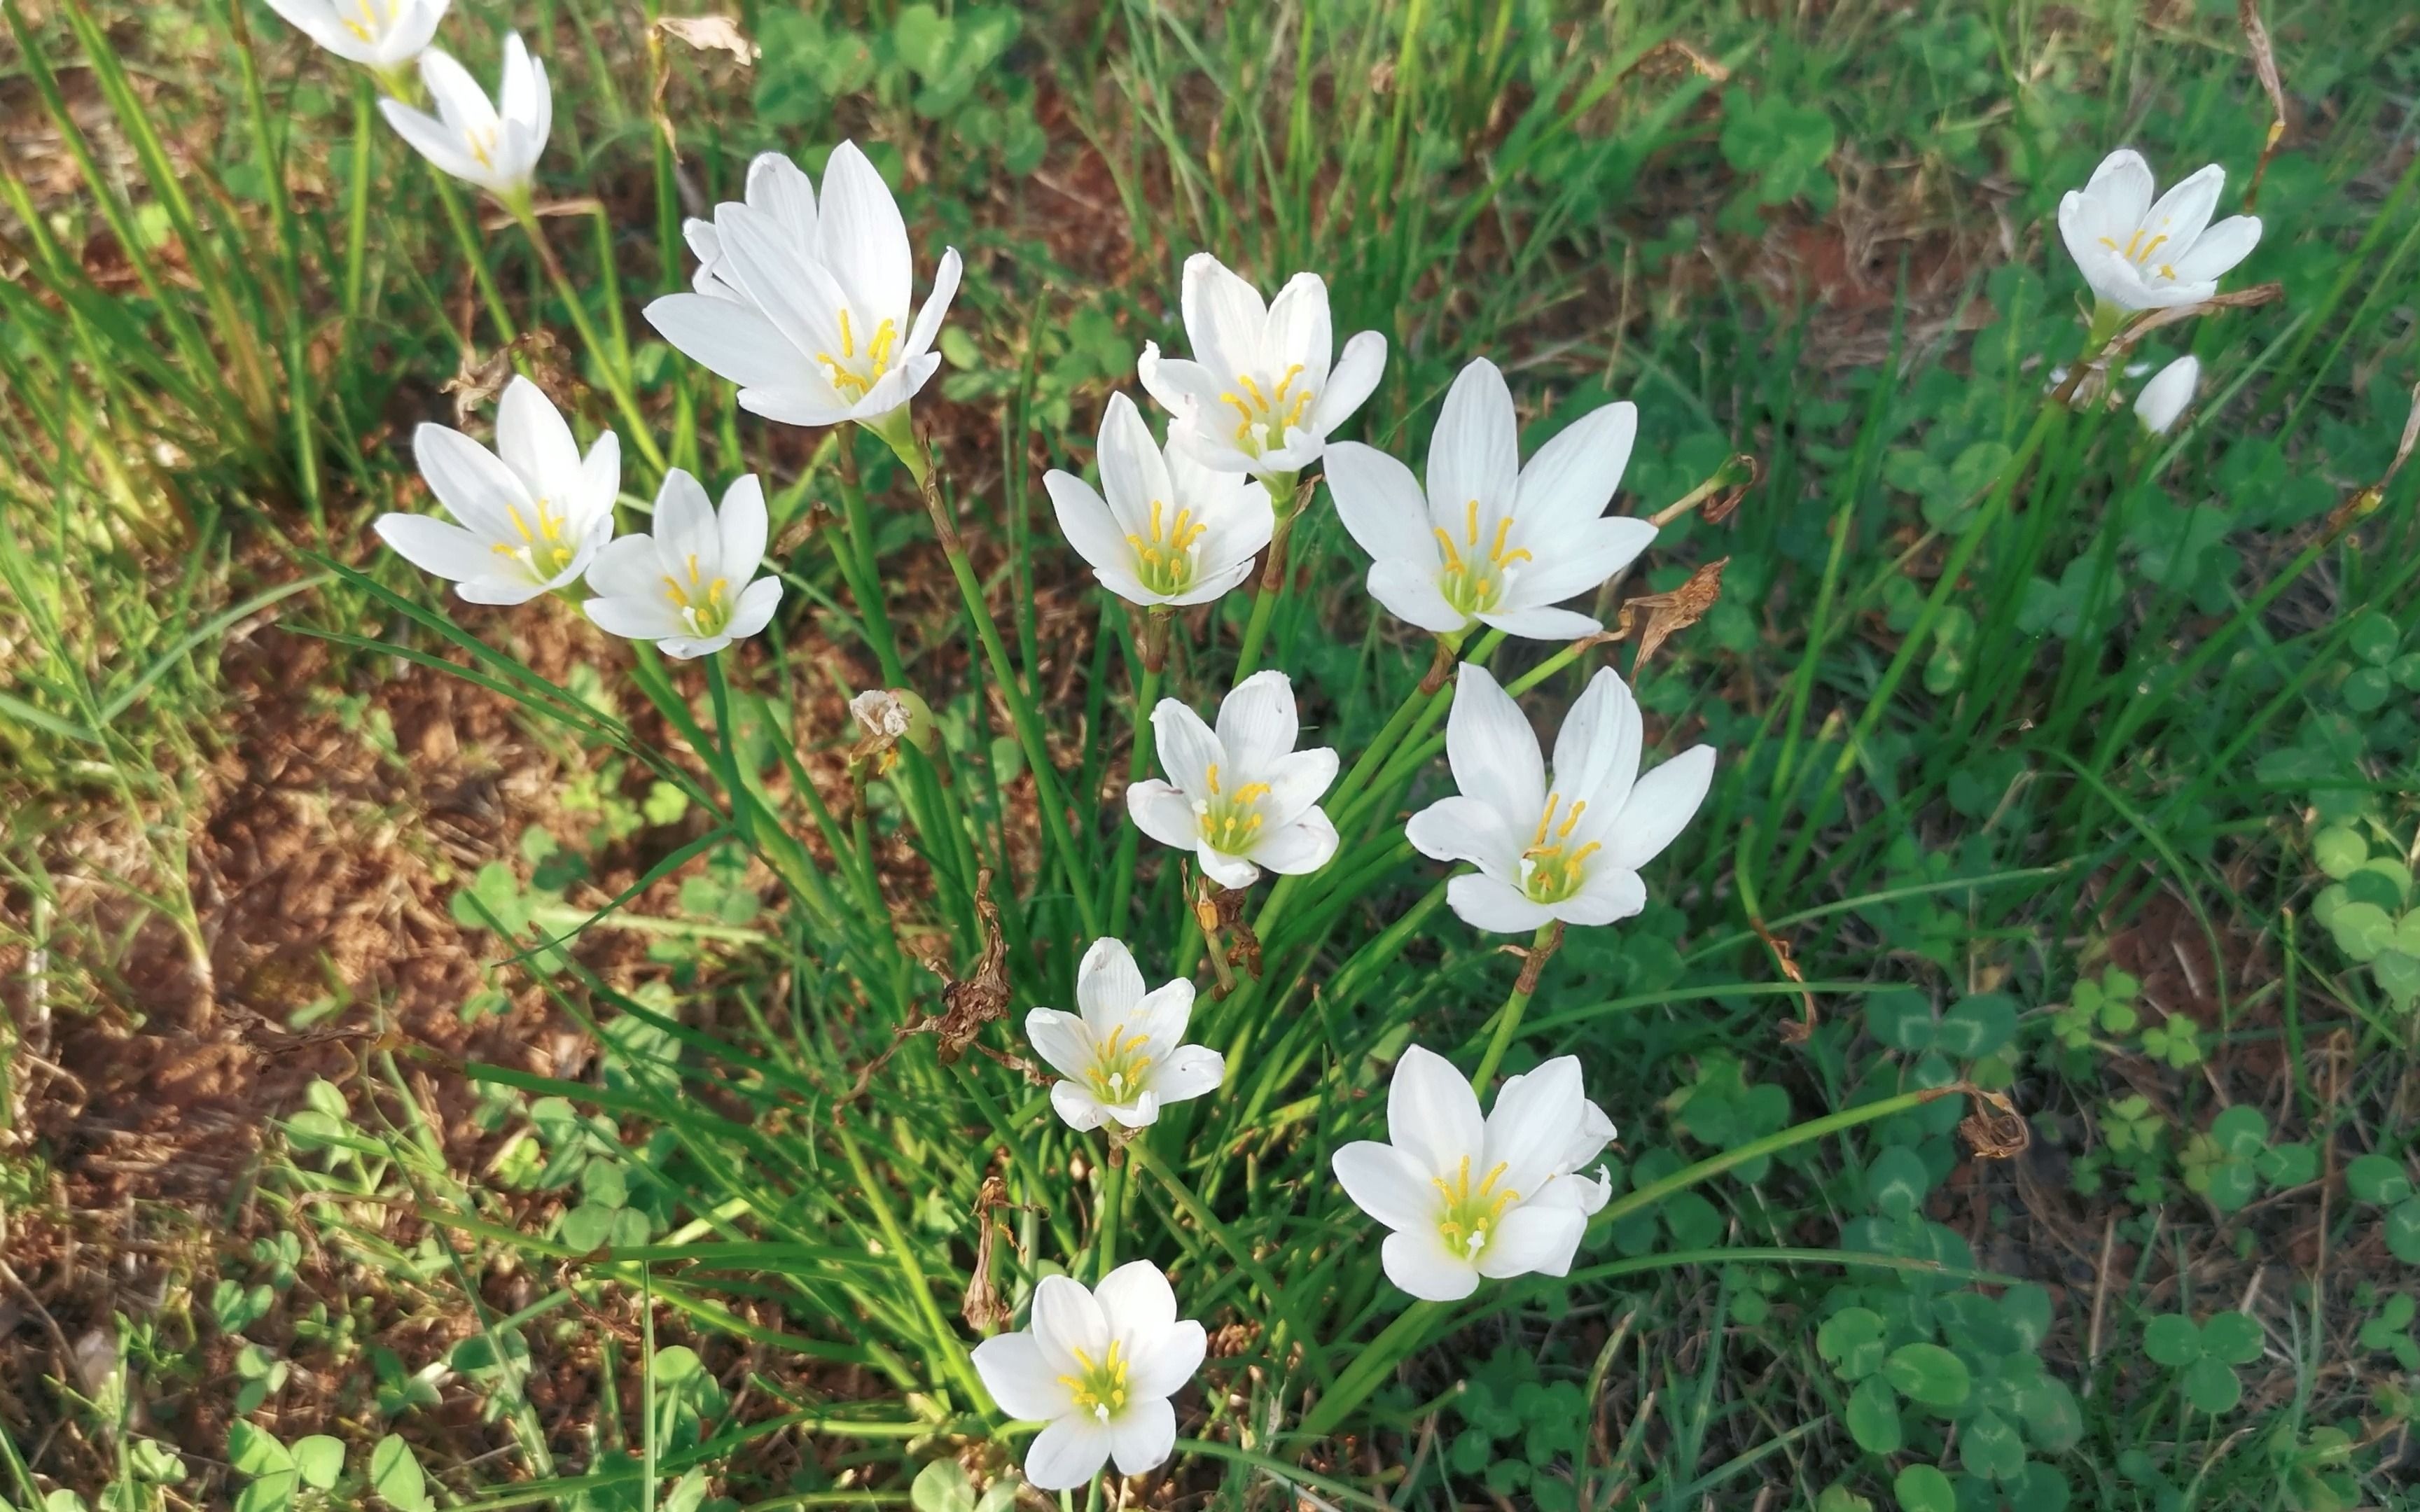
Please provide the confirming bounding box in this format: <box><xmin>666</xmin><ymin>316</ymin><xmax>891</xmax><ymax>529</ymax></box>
<box><xmin>1106</xmin><ymin>653</ymin><xmax>1164</xmax><ymax>938</ymax></box>
<box><xmin>1469</xmin><ymin>921</ymin><xmax>1561</xmax><ymax>1089</ymax></box>
<box><xmin>1094</xmin><ymin>1144</ymin><xmax>1126</xmax><ymax>1282</ymax></box>
<box><xmin>1329</xmin><ymin>629</ymin><xmax>1505</xmax><ymax>840</ymax></box>
<box><xmin>514</xmin><ymin>207</ymin><xmax>668</xmax><ymax>475</ymax></box>
<box><xmin>1232</xmin><ymin>471</ymin><xmax>1309</xmax><ymax>680</ymax></box>
<box><xmin>430</xmin><ymin>176</ymin><xmax>518</xmax><ymax>349</ymax></box>
<box><xmin>341</xmin><ymin>78</ymin><xmax>376</xmax><ymax>334</ymax></box>
<box><xmin>909</xmin><ymin>440</ymin><xmax>1104</xmax><ymax>937</ymax></box>
<box><xmin>702</xmin><ymin>654</ymin><xmax>753</xmax><ymax>848</ymax></box>
<box><xmin>1299</xmin><ymin>1085</ymin><xmax>1954</xmax><ymax>1438</ymax></box>
<box><xmin>834</xmin><ymin>443</ymin><xmax>908</xmax><ymax>685</ymax></box>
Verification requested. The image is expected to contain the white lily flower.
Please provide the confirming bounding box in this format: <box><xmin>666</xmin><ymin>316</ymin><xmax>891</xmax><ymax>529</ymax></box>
<box><xmin>972</xmin><ymin>1261</ymin><xmax>1205</xmax><ymax>1492</ymax></box>
<box><xmin>1136</xmin><ymin>252</ymin><xmax>1386</xmax><ymax>482</ymax></box>
<box><xmin>1407</xmin><ymin>664</ymin><xmax>1713</xmax><ymax>933</ymax></box>
<box><xmin>1045</xmin><ymin>393</ymin><xmax>1274</xmax><ymax>608</ymax></box>
<box><xmin>376</xmin><ymin>377</ymin><xmax>618</xmax><ymax>605</ymax></box>
<box><xmin>580</xmin><ymin>469</ymin><xmax>781</xmax><ymax>659</ymax></box>
<box><xmin>263</xmin><ymin>0</ymin><xmax>446</xmax><ymax>77</ymax></box>
<box><xmin>377</xmin><ymin>36</ymin><xmax>549</xmax><ymax>207</ymax></box>
<box><xmin>1027</xmin><ymin>939</ymin><xmax>1225</xmax><ymax>1131</ymax></box>
<box><xmin>1333</xmin><ymin>1044</ymin><xmax>1617</xmax><ymax>1302</ymax></box>
<box><xmin>1125</xmin><ymin>671</ymin><xmax>1338</xmax><ymax>890</ymax></box>
<box><xmin>1326</xmin><ymin>358</ymin><xmax>1656</xmax><ymax>642</ymax></box>
<box><xmin>2058</xmin><ymin>149</ymin><xmax>2261</xmax><ymax>313</ymax></box>
<box><xmin>644</xmin><ymin>143</ymin><xmax>963</xmax><ymax>435</ymax></box>
<box><xmin>2134</xmin><ymin>355</ymin><xmax>2200</xmax><ymax>435</ymax></box>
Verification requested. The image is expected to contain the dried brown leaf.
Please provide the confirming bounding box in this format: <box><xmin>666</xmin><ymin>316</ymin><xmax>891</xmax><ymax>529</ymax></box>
<box><xmin>1615</xmin><ymin>556</ymin><xmax>1730</xmax><ymax>670</ymax></box>
<box><xmin>654</xmin><ymin>15</ymin><xmax>758</xmax><ymax>62</ymax></box>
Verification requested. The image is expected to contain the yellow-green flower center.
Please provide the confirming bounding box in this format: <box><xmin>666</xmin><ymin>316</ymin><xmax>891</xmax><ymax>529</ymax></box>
<box><xmin>1083</xmin><ymin>1023</ymin><xmax>1155</xmax><ymax>1105</ymax></box>
<box><xmin>1218</xmin><ymin>363</ymin><xmax>1314</xmax><ymax>455</ymax></box>
<box><xmin>660</xmin><ymin>552</ymin><xmax>732</xmax><ymax>636</ymax></box>
<box><xmin>1196</xmin><ymin>761</ymin><xmax>1272</xmax><ymax>854</ymax></box>
<box><xmin>491</xmin><ymin>496</ymin><xmax>578</xmax><ymax>581</ymax></box>
<box><xmin>1057</xmin><ymin>1340</ymin><xmax>1131</xmax><ymax>1423</ymax></box>
<box><xmin>1126</xmin><ymin>497</ymin><xmax>1206</xmax><ymax>597</ymax></box>
<box><xmin>339</xmin><ymin>0</ymin><xmax>394</xmax><ymax>43</ymax></box>
<box><xmin>817</xmin><ymin>307</ymin><xmax>899</xmax><ymax>401</ymax></box>
<box><xmin>1521</xmin><ymin>791</ymin><xmax>1599</xmax><ymax>905</ymax></box>
<box><xmin>1433</xmin><ymin>1154</ymin><xmax>1520</xmax><ymax>1258</ymax></box>
<box><xmin>1435</xmin><ymin>498</ymin><xmax>1531</xmax><ymax>617</ymax></box>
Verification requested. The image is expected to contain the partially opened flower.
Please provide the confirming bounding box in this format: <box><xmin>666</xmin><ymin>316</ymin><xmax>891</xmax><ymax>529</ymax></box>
<box><xmin>263</xmin><ymin>0</ymin><xmax>446</xmax><ymax>80</ymax></box>
<box><xmin>582</xmin><ymin>470</ymin><xmax>781</xmax><ymax>659</ymax></box>
<box><xmin>1326</xmin><ymin>358</ymin><xmax>1656</xmax><ymax>642</ymax></box>
<box><xmin>1408</xmin><ymin>664</ymin><xmax>1713</xmax><ymax>933</ymax></box>
<box><xmin>1333</xmin><ymin>1044</ymin><xmax>1616</xmax><ymax>1301</ymax></box>
<box><xmin>378</xmin><ymin>35</ymin><xmax>550</xmax><ymax>207</ymax></box>
<box><xmin>1027</xmin><ymin>938</ymin><xmax>1225</xmax><ymax>1131</ymax></box>
<box><xmin>2058</xmin><ymin>150</ymin><xmax>2262</xmax><ymax>314</ymax></box>
<box><xmin>377</xmin><ymin>376</ymin><xmax>618</xmax><ymax>605</ymax></box>
<box><xmin>1136</xmin><ymin>252</ymin><xmax>1386</xmax><ymax>482</ymax></box>
<box><xmin>2134</xmin><ymin>355</ymin><xmax>2201</xmax><ymax>435</ymax></box>
<box><xmin>644</xmin><ymin>143</ymin><xmax>962</xmax><ymax>439</ymax></box>
<box><xmin>1126</xmin><ymin>671</ymin><xmax>1338</xmax><ymax>889</ymax></box>
<box><xmin>1046</xmin><ymin>393</ymin><xmax>1274</xmax><ymax>608</ymax></box>
<box><xmin>971</xmin><ymin>1261</ymin><xmax>1206</xmax><ymax>1492</ymax></box>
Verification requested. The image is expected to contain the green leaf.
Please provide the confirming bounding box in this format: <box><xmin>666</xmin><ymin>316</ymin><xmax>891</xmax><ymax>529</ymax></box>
<box><xmin>228</xmin><ymin>1421</ymin><xmax>293</xmax><ymax>1476</ymax></box>
<box><xmin>2347</xmin><ymin>1154</ymin><xmax>2414</xmax><ymax>1205</ymax></box>
<box><xmin>2015</xmin><ymin>1373</ymin><xmax>2084</xmax><ymax>1453</ymax></box>
<box><xmin>2143</xmin><ymin>1313</ymin><xmax>2203</xmax><ymax>1367</ymax></box>
<box><xmin>1868</xmin><ymin>1146</ymin><xmax>1930</xmax><ymax>1219</ymax></box>
<box><xmin>293</xmin><ymin>1436</ymin><xmax>345</xmax><ymax>1491</ymax></box>
<box><xmin>912</xmin><ymin>1460</ymin><xmax>977</xmax><ymax>1512</ymax></box>
<box><xmin>370</xmin><ymin>1435</ymin><xmax>431</xmax><ymax>1512</ymax></box>
<box><xmin>1865</xmin><ymin>988</ymin><xmax>1935</xmax><ymax>1051</ymax></box>
<box><xmin>1961</xmin><ymin>1408</ymin><xmax>2026</xmax><ymax>1483</ymax></box>
<box><xmin>2388</xmin><ymin>1198</ymin><xmax>2420</xmax><ymax>1264</ymax></box>
<box><xmin>2200</xmin><ymin>1310</ymin><xmax>2264</xmax><ymax>1364</ymax></box>
<box><xmin>1893</xmin><ymin>1463</ymin><xmax>1956</xmax><ymax>1512</ymax></box>
<box><xmin>2348</xmin><ymin>608</ymin><xmax>2402</xmax><ymax>666</ymax></box>
<box><xmin>1936</xmin><ymin>993</ymin><xmax>2017</xmax><ymax>1058</ymax></box>
<box><xmin>2183</xmin><ymin>1354</ymin><xmax>2241</xmax><ymax>1413</ymax></box>
<box><xmin>234</xmin><ymin>1471</ymin><xmax>297</xmax><ymax>1512</ymax></box>
<box><xmin>1881</xmin><ymin>1343</ymin><xmax>1970</xmax><ymax>1409</ymax></box>
<box><xmin>1847</xmin><ymin>1374</ymin><xmax>1903</xmax><ymax>1454</ymax></box>
<box><xmin>1819</xmin><ymin>1306</ymin><xmax>1889</xmax><ymax>1381</ymax></box>
<box><xmin>2313</xmin><ymin>827</ymin><xmax>2367</xmax><ymax>879</ymax></box>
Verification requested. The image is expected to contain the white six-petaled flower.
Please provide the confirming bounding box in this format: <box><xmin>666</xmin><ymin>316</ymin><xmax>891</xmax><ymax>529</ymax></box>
<box><xmin>263</xmin><ymin>0</ymin><xmax>446</xmax><ymax>77</ymax></box>
<box><xmin>1027</xmin><ymin>938</ymin><xmax>1225</xmax><ymax>1131</ymax></box>
<box><xmin>1333</xmin><ymin>1044</ymin><xmax>1616</xmax><ymax>1302</ymax></box>
<box><xmin>1126</xmin><ymin>671</ymin><xmax>1338</xmax><ymax>890</ymax></box>
<box><xmin>378</xmin><ymin>34</ymin><xmax>550</xmax><ymax>206</ymax></box>
<box><xmin>644</xmin><ymin>144</ymin><xmax>963</xmax><ymax>433</ymax></box>
<box><xmin>1046</xmin><ymin>393</ymin><xmax>1274</xmax><ymax>608</ymax></box>
<box><xmin>2058</xmin><ymin>149</ymin><xmax>2262</xmax><ymax>314</ymax></box>
<box><xmin>580</xmin><ymin>469</ymin><xmax>781</xmax><ymax>659</ymax></box>
<box><xmin>1326</xmin><ymin>358</ymin><xmax>1655</xmax><ymax>642</ymax></box>
<box><xmin>377</xmin><ymin>376</ymin><xmax>618</xmax><ymax>605</ymax></box>
<box><xmin>971</xmin><ymin>1261</ymin><xmax>1206</xmax><ymax>1492</ymax></box>
<box><xmin>1136</xmin><ymin>252</ymin><xmax>1386</xmax><ymax>482</ymax></box>
<box><xmin>1408</xmin><ymin>663</ymin><xmax>1713</xmax><ymax>933</ymax></box>
<box><xmin>2134</xmin><ymin>354</ymin><xmax>2201</xmax><ymax>435</ymax></box>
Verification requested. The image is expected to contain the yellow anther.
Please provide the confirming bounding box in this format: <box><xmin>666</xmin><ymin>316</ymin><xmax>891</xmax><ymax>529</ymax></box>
<box><xmin>1464</xmin><ymin>498</ymin><xmax>1481</xmax><ymax>547</ymax></box>
<box><xmin>838</xmin><ymin>307</ymin><xmax>856</xmax><ymax>358</ymax></box>
<box><xmin>1206</xmin><ymin>762</ymin><xmax>1221</xmax><ymax>796</ymax></box>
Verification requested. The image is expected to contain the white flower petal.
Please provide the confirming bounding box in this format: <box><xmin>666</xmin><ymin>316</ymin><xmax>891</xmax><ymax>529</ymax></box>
<box><xmin>816</xmin><ymin>140</ymin><xmax>912</xmax><ymax>323</ymax></box>
<box><xmin>1125</xmin><ymin>780</ymin><xmax>1199</xmax><ymax>849</ymax></box>
<box><xmin>376</xmin><ymin>513</ymin><xmax>506</xmax><ymax>584</ymax></box>
<box><xmin>1049</xmin><ymin>1080</ymin><xmax>1108</xmax><ymax>1130</ymax></box>
<box><xmin>1604</xmin><ymin>745</ymin><xmax>1716</xmax><ymax>871</ymax></box>
<box><xmin>1123</xmin><ymin>1318</ymin><xmax>1206</xmax><ymax>1400</ymax></box>
<box><xmin>1473</xmin><ymin>1203</ymin><xmax>1585</xmax><ymax>1280</ymax></box>
<box><xmin>1179</xmin><ymin>252</ymin><xmax>1268</xmax><ymax>389</ymax></box>
<box><xmin>1094</xmin><ymin>1259</ymin><xmax>1178</xmax><ymax>1335</ymax></box>
<box><xmin>1195</xmin><ymin>844</ymin><xmax>1260</xmax><ymax>890</ymax></box>
<box><xmin>1151</xmin><ymin>1044</ymin><xmax>1225</xmax><ymax>1105</ymax></box>
<box><xmin>2082</xmin><ymin>148</ymin><xmax>2155</xmax><ymax>231</ymax></box>
<box><xmin>1365</xmin><ymin>560</ymin><xmax>1471</xmax><ymax>634</ymax></box>
<box><xmin>1428</xmin><ymin>358</ymin><xmax>1520</xmax><ymax>522</ymax></box>
<box><xmin>584</xmin><ymin>533</ymin><xmax>667</xmax><ymax>601</ymax></box>
<box><xmin>1446</xmin><ymin>873</ymin><xmax>1558</xmax><ymax>934</ymax></box>
<box><xmin>1386</xmin><ymin>1044</ymin><xmax>1483</xmax><ymax>1179</ymax></box>
<box><xmin>1251</xmin><ymin>810</ymin><xmax>1336</xmax><ymax>875</ymax></box>
<box><xmin>1262</xmin><ymin>272</ymin><xmax>1333</xmax><ymax>393</ymax></box>
<box><xmin>1260</xmin><ymin>747</ymin><xmax>1337</xmax><ymax>830</ymax></box>
<box><xmin>1333</xmin><ymin>1140</ymin><xmax>1437</xmax><ymax>1232</ymax></box>
<box><xmin>1550</xmin><ymin>865</ymin><xmax>1647</xmax><ymax>927</ymax></box>
<box><xmin>1444</xmin><ymin>664</ymin><xmax>1545</xmax><ymax>829</ymax></box>
<box><xmin>1022</xmin><ymin>1417</ymin><xmax>1111</xmax><ymax>1493</ymax></box>
<box><xmin>901</xmin><ymin>246</ymin><xmax>963</xmax><ymax>366</ymax></box>
<box><xmin>746</xmin><ymin>150</ymin><xmax>818</xmax><ymax>246</ymax></box>
<box><xmin>1075</xmin><ymin>938</ymin><xmax>1147</xmax><ymax>1024</ymax></box>
<box><xmin>1552</xmin><ymin>667</ymin><xmax>1642</xmax><ymax>815</ymax></box>
<box><xmin>1323</xmin><ymin>441</ymin><xmax>1440</xmax><ymax>569</ymax></box>
<box><xmin>1380</xmin><ymin>1228</ymin><xmax>1479</xmax><ymax>1301</ymax></box>
<box><xmin>412</xmin><ymin>422</ymin><xmax>527</xmax><ymax>538</ymax></box>
<box><xmin>2171</xmin><ymin>216</ymin><xmax>2261</xmax><ymax>284</ymax></box>
<box><xmin>1310</xmin><ymin>329</ymin><xmax>1386</xmax><ymax>436</ymax></box>
<box><xmin>1106</xmin><ymin>1397</ymin><xmax>1177</xmax><ymax>1478</ymax></box>
<box><xmin>584</xmin><ymin>594</ymin><xmax>687</xmax><ymax>641</ymax></box>
<box><xmin>644</xmin><ymin>293</ymin><xmax>812</xmax><ymax>393</ymax></box>
<box><xmin>1029</xmin><ymin>1275</ymin><xmax>1109</xmax><ymax>1373</ymax></box>
<box><xmin>2134</xmin><ymin>354</ymin><xmax>2199</xmax><ymax>435</ymax></box>
<box><xmin>1405</xmin><ymin>794</ymin><xmax>1524</xmax><ymax>874</ymax></box>
<box><xmin>2139</xmin><ymin>162</ymin><xmax>2225</xmax><ymax>258</ymax></box>
<box><xmin>1477</xmin><ymin>603</ymin><xmax>1603</xmax><ymax>640</ymax></box>
<box><xmin>1027</xmin><ymin>1009</ymin><xmax>1094</xmax><ymax>1082</ymax></box>
<box><xmin>651</xmin><ymin>468</ymin><xmax>721</xmax><ymax>575</ymax></box>
<box><xmin>971</xmin><ymin>1334</ymin><xmax>1073</xmax><ymax>1421</ymax></box>
<box><xmin>1148</xmin><ymin>699</ymin><xmax>1222</xmax><ymax>793</ymax></box>
<box><xmin>1515</xmin><ymin>400</ymin><xmax>1636</xmax><ymax>538</ymax></box>
<box><xmin>1216</xmin><ymin>669</ymin><xmax>1300</xmax><ymax>774</ymax></box>
<box><xmin>1505</xmin><ymin>516</ymin><xmax>1657</xmax><ymax>610</ymax></box>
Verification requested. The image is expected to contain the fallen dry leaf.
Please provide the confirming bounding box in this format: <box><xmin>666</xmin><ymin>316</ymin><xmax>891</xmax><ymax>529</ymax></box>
<box><xmin>1615</xmin><ymin>556</ymin><xmax>1730</xmax><ymax>671</ymax></box>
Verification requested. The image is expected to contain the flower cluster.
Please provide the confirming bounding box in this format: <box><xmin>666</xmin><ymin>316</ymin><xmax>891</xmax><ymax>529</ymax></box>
<box><xmin>374</xmin><ymin>377</ymin><xmax>778</xmax><ymax>660</ymax></box>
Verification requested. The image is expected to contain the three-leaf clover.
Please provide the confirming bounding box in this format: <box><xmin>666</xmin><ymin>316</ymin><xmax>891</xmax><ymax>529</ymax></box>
<box><xmin>2346</xmin><ymin>1154</ymin><xmax>2420</xmax><ymax>1262</ymax></box>
<box><xmin>2142</xmin><ymin>1310</ymin><xmax>2264</xmax><ymax>1413</ymax></box>
<box><xmin>2357</xmin><ymin>1293</ymin><xmax>2419</xmax><ymax>1371</ymax></box>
